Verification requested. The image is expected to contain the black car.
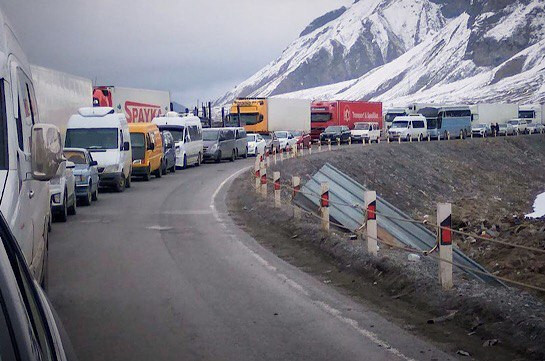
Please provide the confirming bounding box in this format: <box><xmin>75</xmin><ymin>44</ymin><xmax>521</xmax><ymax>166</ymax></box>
<box><xmin>320</xmin><ymin>126</ymin><xmax>352</xmax><ymax>144</ymax></box>
<box><xmin>161</xmin><ymin>130</ymin><xmax>177</xmax><ymax>174</ymax></box>
<box><xmin>0</xmin><ymin>212</ymin><xmax>77</xmax><ymax>360</ymax></box>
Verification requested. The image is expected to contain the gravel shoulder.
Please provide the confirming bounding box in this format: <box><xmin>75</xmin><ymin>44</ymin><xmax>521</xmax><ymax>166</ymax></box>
<box><xmin>227</xmin><ymin>134</ymin><xmax>545</xmax><ymax>360</ymax></box>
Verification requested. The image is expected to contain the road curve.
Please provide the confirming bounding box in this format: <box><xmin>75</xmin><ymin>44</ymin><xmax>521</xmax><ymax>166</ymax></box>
<box><xmin>48</xmin><ymin>159</ymin><xmax>453</xmax><ymax>361</ymax></box>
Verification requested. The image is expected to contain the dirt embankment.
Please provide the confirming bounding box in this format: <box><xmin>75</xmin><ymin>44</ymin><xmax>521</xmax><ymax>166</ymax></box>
<box><xmin>227</xmin><ymin>135</ymin><xmax>545</xmax><ymax>360</ymax></box>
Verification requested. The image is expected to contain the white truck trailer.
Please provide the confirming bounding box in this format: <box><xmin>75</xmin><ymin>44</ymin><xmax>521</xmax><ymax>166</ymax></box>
<box><xmin>31</xmin><ymin>65</ymin><xmax>93</xmax><ymax>138</ymax></box>
<box><xmin>93</xmin><ymin>86</ymin><xmax>171</xmax><ymax>123</ymax></box>
<box><xmin>519</xmin><ymin>104</ymin><xmax>545</xmax><ymax>124</ymax></box>
<box><xmin>470</xmin><ymin>103</ymin><xmax>518</xmax><ymax>125</ymax></box>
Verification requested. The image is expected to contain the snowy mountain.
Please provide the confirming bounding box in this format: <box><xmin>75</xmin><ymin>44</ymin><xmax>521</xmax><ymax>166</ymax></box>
<box><xmin>216</xmin><ymin>0</ymin><xmax>545</xmax><ymax>106</ymax></box>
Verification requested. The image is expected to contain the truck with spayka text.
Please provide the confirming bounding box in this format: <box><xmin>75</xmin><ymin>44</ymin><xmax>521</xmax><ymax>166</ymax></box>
<box><xmin>311</xmin><ymin>100</ymin><xmax>382</xmax><ymax>140</ymax></box>
<box><xmin>93</xmin><ymin>86</ymin><xmax>171</xmax><ymax>123</ymax></box>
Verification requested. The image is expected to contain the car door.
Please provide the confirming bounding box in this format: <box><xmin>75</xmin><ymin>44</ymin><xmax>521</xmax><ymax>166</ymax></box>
<box><xmin>10</xmin><ymin>65</ymin><xmax>38</xmax><ymax>275</ymax></box>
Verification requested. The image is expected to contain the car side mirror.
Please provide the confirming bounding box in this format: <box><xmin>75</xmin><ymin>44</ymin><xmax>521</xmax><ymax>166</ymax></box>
<box><xmin>123</xmin><ymin>141</ymin><xmax>130</xmax><ymax>151</ymax></box>
<box><xmin>66</xmin><ymin>161</ymin><xmax>76</xmax><ymax>169</ymax></box>
<box><xmin>148</xmin><ymin>143</ymin><xmax>155</xmax><ymax>151</ymax></box>
<box><xmin>31</xmin><ymin>124</ymin><xmax>63</xmax><ymax>181</ymax></box>
<box><xmin>90</xmin><ymin>160</ymin><xmax>98</xmax><ymax>166</ymax></box>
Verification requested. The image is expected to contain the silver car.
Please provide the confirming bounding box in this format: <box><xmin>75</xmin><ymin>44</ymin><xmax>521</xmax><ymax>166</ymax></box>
<box><xmin>202</xmin><ymin>128</ymin><xmax>237</xmax><ymax>163</ymax></box>
<box><xmin>50</xmin><ymin>161</ymin><xmax>77</xmax><ymax>222</ymax></box>
<box><xmin>471</xmin><ymin>124</ymin><xmax>491</xmax><ymax>137</ymax></box>
<box><xmin>497</xmin><ymin>123</ymin><xmax>516</xmax><ymax>136</ymax></box>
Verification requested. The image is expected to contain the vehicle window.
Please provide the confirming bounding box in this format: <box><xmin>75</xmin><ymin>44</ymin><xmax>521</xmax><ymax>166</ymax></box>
<box><xmin>246</xmin><ymin>135</ymin><xmax>256</xmax><ymax>142</ymax></box>
<box><xmin>203</xmin><ymin>130</ymin><xmax>219</xmax><ymax>141</ymax></box>
<box><xmin>65</xmin><ymin>128</ymin><xmax>119</xmax><ymax>149</ymax></box>
<box><xmin>325</xmin><ymin>126</ymin><xmax>342</xmax><ymax>132</ymax></box>
<box><xmin>274</xmin><ymin>131</ymin><xmax>288</xmax><ymax>138</ymax></box>
<box><xmin>391</xmin><ymin>121</ymin><xmax>408</xmax><ymax>128</ymax></box>
<box><xmin>225</xmin><ymin>130</ymin><xmax>235</xmax><ymax>140</ymax></box>
<box><xmin>413</xmin><ymin>121</ymin><xmax>425</xmax><ymax>129</ymax></box>
<box><xmin>311</xmin><ymin>113</ymin><xmax>332</xmax><ymax>122</ymax></box>
<box><xmin>238</xmin><ymin>129</ymin><xmax>247</xmax><ymax>139</ymax></box>
<box><xmin>64</xmin><ymin>151</ymin><xmax>87</xmax><ymax>164</ymax></box>
<box><xmin>354</xmin><ymin>123</ymin><xmax>369</xmax><ymax>130</ymax></box>
<box><xmin>0</xmin><ymin>80</ymin><xmax>8</xmax><ymax>170</ymax></box>
<box><xmin>130</xmin><ymin>133</ymin><xmax>145</xmax><ymax>148</ymax></box>
<box><xmin>193</xmin><ymin>126</ymin><xmax>202</xmax><ymax>141</ymax></box>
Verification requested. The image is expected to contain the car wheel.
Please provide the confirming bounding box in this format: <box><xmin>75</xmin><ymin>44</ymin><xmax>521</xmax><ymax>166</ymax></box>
<box><xmin>154</xmin><ymin>162</ymin><xmax>162</xmax><ymax>178</ymax></box>
<box><xmin>195</xmin><ymin>153</ymin><xmax>202</xmax><ymax>167</ymax></box>
<box><xmin>56</xmin><ymin>191</ymin><xmax>68</xmax><ymax>222</ymax></box>
<box><xmin>125</xmin><ymin>171</ymin><xmax>131</xmax><ymax>188</ymax></box>
<box><xmin>161</xmin><ymin>159</ymin><xmax>167</xmax><ymax>175</ymax></box>
<box><xmin>230</xmin><ymin>150</ymin><xmax>236</xmax><ymax>162</ymax></box>
<box><xmin>170</xmin><ymin>163</ymin><xmax>176</xmax><ymax>173</ymax></box>
<box><xmin>115</xmin><ymin>174</ymin><xmax>126</xmax><ymax>192</ymax></box>
<box><xmin>182</xmin><ymin>154</ymin><xmax>188</xmax><ymax>169</ymax></box>
<box><xmin>243</xmin><ymin>148</ymin><xmax>248</xmax><ymax>158</ymax></box>
<box><xmin>82</xmin><ymin>187</ymin><xmax>92</xmax><ymax>206</ymax></box>
<box><xmin>92</xmin><ymin>185</ymin><xmax>99</xmax><ymax>201</ymax></box>
<box><xmin>143</xmin><ymin>167</ymin><xmax>150</xmax><ymax>182</ymax></box>
<box><xmin>215</xmin><ymin>151</ymin><xmax>222</xmax><ymax>163</ymax></box>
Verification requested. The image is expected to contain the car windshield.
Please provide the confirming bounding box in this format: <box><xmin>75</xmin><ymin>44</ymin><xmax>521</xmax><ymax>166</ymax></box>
<box><xmin>507</xmin><ymin>120</ymin><xmax>519</xmax><ymax>125</ymax></box>
<box><xmin>246</xmin><ymin>135</ymin><xmax>256</xmax><ymax>142</ymax></box>
<box><xmin>63</xmin><ymin>151</ymin><xmax>86</xmax><ymax>164</ymax></box>
<box><xmin>275</xmin><ymin>131</ymin><xmax>288</xmax><ymax>138</ymax></box>
<box><xmin>203</xmin><ymin>130</ymin><xmax>219</xmax><ymax>141</ymax></box>
<box><xmin>391</xmin><ymin>121</ymin><xmax>408</xmax><ymax>128</ymax></box>
<box><xmin>499</xmin><ymin>124</ymin><xmax>507</xmax><ymax>128</ymax></box>
<box><xmin>354</xmin><ymin>123</ymin><xmax>370</xmax><ymax>130</ymax></box>
<box><xmin>291</xmin><ymin>131</ymin><xmax>303</xmax><ymax>136</ymax></box>
<box><xmin>325</xmin><ymin>126</ymin><xmax>341</xmax><ymax>133</ymax></box>
<box><xmin>385</xmin><ymin>113</ymin><xmax>406</xmax><ymax>123</ymax></box>
<box><xmin>158</xmin><ymin>126</ymin><xmax>184</xmax><ymax>142</ymax></box>
<box><xmin>475</xmin><ymin>124</ymin><xmax>487</xmax><ymax>128</ymax></box>
<box><xmin>65</xmin><ymin>128</ymin><xmax>118</xmax><ymax>149</ymax></box>
<box><xmin>261</xmin><ymin>134</ymin><xmax>271</xmax><ymax>140</ymax></box>
<box><xmin>130</xmin><ymin>133</ymin><xmax>145</xmax><ymax>148</ymax></box>
<box><xmin>311</xmin><ymin>113</ymin><xmax>332</xmax><ymax>122</ymax></box>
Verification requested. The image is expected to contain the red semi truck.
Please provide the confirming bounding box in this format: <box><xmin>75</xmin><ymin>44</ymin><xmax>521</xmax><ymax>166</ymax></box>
<box><xmin>310</xmin><ymin>100</ymin><xmax>383</xmax><ymax>140</ymax></box>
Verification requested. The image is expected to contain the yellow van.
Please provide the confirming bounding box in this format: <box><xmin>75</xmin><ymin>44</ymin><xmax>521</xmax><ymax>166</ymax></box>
<box><xmin>129</xmin><ymin>122</ymin><xmax>164</xmax><ymax>181</ymax></box>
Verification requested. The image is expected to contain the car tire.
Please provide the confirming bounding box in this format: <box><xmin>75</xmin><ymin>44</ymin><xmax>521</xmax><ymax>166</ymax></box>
<box><xmin>67</xmin><ymin>192</ymin><xmax>76</xmax><ymax>215</ymax></box>
<box><xmin>161</xmin><ymin>159</ymin><xmax>167</xmax><ymax>175</ymax></box>
<box><xmin>154</xmin><ymin>162</ymin><xmax>162</xmax><ymax>178</ymax></box>
<box><xmin>82</xmin><ymin>187</ymin><xmax>92</xmax><ymax>206</ymax></box>
<box><xmin>195</xmin><ymin>153</ymin><xmax>202</xmax><ymax>167</ymax></box>
<box><xmin>215</xmin><ymin>151</ymin><xmax>222</xmax><ymax>163</ymax></box>
<box><xmin>230</xmin><ymin>150</ymin><xmax>236</xmax><ymax>162</ymax></box>
<box><xmin>92</xmin><ymin>185</ymin><xmax>98</xmax><ymax>201</ymax></box>
<box><xmin>170</xmin><ymin>163</ymin><xmax>176</xmax><ymax>173</ymax></box>
<box><xmin>243</xmin><ymin>148</ymin><xmax>248</xmax><ymax>158</ymax></box>
<box><xmin>125</xmin><ymin>171</ymin><xmax>131</xmax><ymax>188</ymax></box>
<box><xmin>142</xmin><ymin>167</ymin><xmax>150</xmax><ymax>181</ymax></box>
<box><xmin>115</xmin><ymin>174</ymin><xmax>126</xmax><ymax>192</ymax></box>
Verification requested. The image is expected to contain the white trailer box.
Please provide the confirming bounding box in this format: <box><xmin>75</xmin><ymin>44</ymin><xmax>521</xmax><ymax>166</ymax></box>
<box><xmin>94</xmin><ymin>86</ymin><xmax>171</xmax><ymax>123</ymax></box>
<box><xmin>470</xmin><ymin>103</ymin><xmax>518</xmax><ymax>125</ymax></box>
<box><xmin>267</xmin><ymin>98</ymin><xmax>311</xmax><ymax>132</ymax></box>
<box><xmin>31</xmin><ymin>65</ymin><xmax>92</xmax><ymax>138</ymax></box>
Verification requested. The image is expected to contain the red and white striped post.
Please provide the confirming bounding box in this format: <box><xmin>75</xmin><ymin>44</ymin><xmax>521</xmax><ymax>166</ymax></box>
<box><xmin>365</xmin><ymin>191</ymin><xmax>378</xmax><ymax>256</ymax></box>
<box><xmin>260</xmin><ymin>163</ymin><xmax>267</xmax><ymax>198</ymax></box>
<box><xmin>318</xmin><ymin>141</ymin><xmax>322</xmax><ymax>152</ymax></box>
<box><xmin>438</xmin><ymin>203</ymin><xmax>453</xmax><ymax>290</ymax></box>
<box><xmin>292</xmin><ymin>176</ymin><xmax>301</xmax><ymax>219</ymax></box>
<box><xmin>254</xmin><ymin>159</ymin><xmax>261</xmax><ymax>194</ymax></box>
<box><xmin>320</xmin><ymin>182</ymin><xmax>330</xmax><ymax>231</ymax></box>
<box><xmin>309</xmin><ymin>142</ymin><xmax>312</xmax><ymax>155</ymax></box>
<box><xmin>274</xmin><ymin>171</ymin><xmax>281</xmax><ymax>208</ymax></box>
<box><xmin>265</xmin><ymin>149</ymin><xmax>270</xmax><ymax>167</ymax></box>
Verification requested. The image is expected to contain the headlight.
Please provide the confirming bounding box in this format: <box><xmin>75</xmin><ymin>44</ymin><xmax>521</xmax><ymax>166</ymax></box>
<box><xmin>103</xmin><ymin>164</ymin><xmax>118</xmax><ymax>174</ymax></box>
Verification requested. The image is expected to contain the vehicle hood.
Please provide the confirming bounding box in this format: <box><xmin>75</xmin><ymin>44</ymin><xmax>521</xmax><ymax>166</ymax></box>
<box><xmin>351</xmin><ymin>129</ymin><xmax>369</xmax><ymax>135</ymax></box>
<box><xmin>88</xmin><ymin>150</ymin><xmax>120</xmax><ymax>168</ymax></box>
<box><xmin>72</xmin><ymin>165</ymin><xmax>89</xmax><ymax>176</ymax></box>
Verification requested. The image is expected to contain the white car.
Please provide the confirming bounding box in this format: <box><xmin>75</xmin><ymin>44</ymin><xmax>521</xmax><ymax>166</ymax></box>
<box><xmin>247</xmin><ymin>133</ymin><xmax>267</xmax><ymax>156</ymax></box>
<box><xmin>351</xmin><ymin>122</ymin><xmax>381</xmax><ymax>143</ymax></box>
<box><xmin>471</xmin><ymin>123</ymin><xmax>491</xmax><ymax>137</ymax></box>
<box><xmin>273</xmin><ymin>131</ymin><xmax>296</xmax><ymax>151</ymax></box>
<box><xmin>498</xmin><ymin>123</ymin><xmax>516</xmax><ymax>136</ymax></box>
<box><xmin>50</xmin><ymin>161</ymin><xmax>77</xmax><ymax>222</ymax></box>
<box><xmin>507</xmin><ymin>119</ymin><xmax>528</xmax><ymax>134</ymax></box>
<box><xmin>387</xmin><ymin>115</ymin><xmax>428</xmax><ymax>141</ymax></box>
<box><xmin>527</xmin><ymin>122</ymin><xmax>544</xmax><ymax>134</ymax></box>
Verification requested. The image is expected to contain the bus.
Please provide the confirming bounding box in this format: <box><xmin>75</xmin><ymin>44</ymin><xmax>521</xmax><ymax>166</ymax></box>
<box><xmin>427</xmin><ymin>106</ymin><xmax>472</xmax><ymax>139</ymax></box>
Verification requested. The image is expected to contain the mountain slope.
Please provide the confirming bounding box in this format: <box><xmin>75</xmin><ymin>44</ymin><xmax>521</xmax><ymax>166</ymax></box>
<box><xmin>217</xmin><ymin>0</ymin><xmax>545</xmax><ymax>106</ymax></box>
<box><xmin>215</xmin><ymin>0</ymin><xmax>446</xmax><ymax>105</ymax></box>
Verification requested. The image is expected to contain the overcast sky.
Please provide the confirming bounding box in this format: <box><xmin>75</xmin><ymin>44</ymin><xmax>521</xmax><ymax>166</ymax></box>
<box><xmin>1</xmin><ymin>0</ymin><xmax>351</xmax><ymax>107</ymax></box>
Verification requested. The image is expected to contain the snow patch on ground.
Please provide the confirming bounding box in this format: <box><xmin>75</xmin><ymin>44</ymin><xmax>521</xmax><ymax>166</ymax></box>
<box><xmin>526</xmin><ymin>192</ymin><xmax>545</xmax><ymax>219</ymax></box>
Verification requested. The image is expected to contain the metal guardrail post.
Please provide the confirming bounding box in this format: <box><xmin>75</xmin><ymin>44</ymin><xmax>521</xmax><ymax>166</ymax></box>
<box><xmin>292</xmin><ymin>176</ymin><xmax>301</xmax><ymax>219</ymax></box>
<box><xmin>274</xmin><ymin>172</ymin><xmax>281</xmax><ymax>208</ymax></box>
<box><xmin>260</xmin><ymin>163</ymin><xmax>267</xmax><ymax>198</ymax></box>
<box><xmin>438</xmin><ymin>203</ymin><xmax>453</xmax><ymax>290</ymax></box>
<box><xmin>365</xmin><ymin>191</ymin><xmax>378</xmax><ymax>256</ymax></box>
<box><xmin>320</xmin><ymin>182</ymin><xmax>330</xmax><ymax>231</ymax></box>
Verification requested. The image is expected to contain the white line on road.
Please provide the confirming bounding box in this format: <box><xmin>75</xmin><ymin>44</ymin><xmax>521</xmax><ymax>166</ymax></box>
<box><xmin>209</xmin><ymin>164</ymin><xmax>416</xmax><ymax>361</ymax></box>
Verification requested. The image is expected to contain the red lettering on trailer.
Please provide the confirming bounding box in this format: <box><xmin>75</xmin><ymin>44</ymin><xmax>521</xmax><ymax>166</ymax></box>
<box><xmin>125</xmin><ymin>101</ymin><xmax>162</xmax><ymax>123</ymax></box>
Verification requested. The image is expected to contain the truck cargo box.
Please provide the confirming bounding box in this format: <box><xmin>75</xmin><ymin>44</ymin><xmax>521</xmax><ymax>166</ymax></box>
<box><xmin>267</xmin><ymin>98</ymin><xmax>311</xmax><ymax>132</ymax></box>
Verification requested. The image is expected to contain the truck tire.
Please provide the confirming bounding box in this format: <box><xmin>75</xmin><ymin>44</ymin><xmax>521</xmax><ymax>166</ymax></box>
<box><xmin>126</xmin><ymin>173</ymin><xmax>131</xmax><ymax>188</ymax></box>
<box><xmin>115</xmin><ymin>175</ymin><xmax>126</xmax><ymax>192</ymax></box>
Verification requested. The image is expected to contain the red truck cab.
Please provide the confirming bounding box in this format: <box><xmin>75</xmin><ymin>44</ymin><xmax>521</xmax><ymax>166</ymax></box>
<box><xmin>311</xmin><ymin>100</ymin><xmax>383</xmax><ymax>140</ymax></box>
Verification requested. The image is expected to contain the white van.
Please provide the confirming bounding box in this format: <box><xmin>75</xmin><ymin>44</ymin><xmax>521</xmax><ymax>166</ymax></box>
<box><xmin>153</xmin><ymin>112</ymin><xmax>203</xmax><ymax>168</ymax></box>
<box><xmin>387</xmin><ymin>115</ymin><xmax>428</xmax><ymax>141</ymax></box>
<box><xmin>65</xmin><ymin>107</ymin><xmax>132</xmax><ymax>192</ymax></box>
<box><xmin>351</xmin><ymin>122</ymin><xmax>381</xmax><ymax>143</ymax></box>
<box><xmin>0</xmin><ymin>11</ymin><xmax>64</xmax><ymax>283</ymax></box>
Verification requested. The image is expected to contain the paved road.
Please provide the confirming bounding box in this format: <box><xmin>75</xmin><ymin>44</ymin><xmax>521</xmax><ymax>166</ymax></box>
<box><xmin>48</xmin><ymin>159</ymin><xmax>453</xmax><ymax>361</ymax></box>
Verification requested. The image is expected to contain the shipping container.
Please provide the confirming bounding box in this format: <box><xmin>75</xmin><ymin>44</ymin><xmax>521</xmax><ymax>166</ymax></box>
<box><xmin>93</xmin><ymin>86</ymin><xmax>171</xmax><ymax>123</ymax></box>
<box><xmin>31</xmin><ymin>65</ymin><xmax>93</xmax><ymax>138</ymax></box>
<box><xmin>311</xmin><ymin>100</ymin><xmax>382</xmax><ymax>139</ymax></box>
